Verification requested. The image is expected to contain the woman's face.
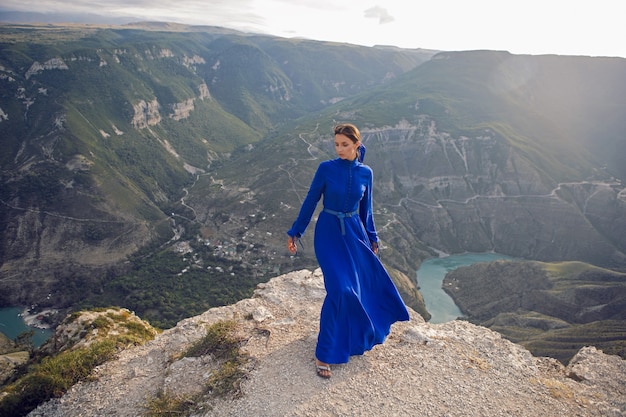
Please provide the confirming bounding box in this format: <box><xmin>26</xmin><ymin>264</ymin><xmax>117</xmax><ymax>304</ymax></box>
<box><xmin>335</xmin><ymin>134</ymin><xmax>359</xmax><ymax>160</ymax></box>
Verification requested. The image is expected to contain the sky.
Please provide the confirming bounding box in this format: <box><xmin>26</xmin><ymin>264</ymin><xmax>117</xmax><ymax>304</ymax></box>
<box><xmin>1</xmin><ymin>0</ymin><xmax>624</xmax><ymax>58</ymax></box>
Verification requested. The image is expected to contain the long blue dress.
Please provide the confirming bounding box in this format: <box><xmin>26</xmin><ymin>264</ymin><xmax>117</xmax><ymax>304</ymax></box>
<box><xmin>287</xmin><ymin>157</ymin><xmax>410</xmax><ymax>364</ymax></box>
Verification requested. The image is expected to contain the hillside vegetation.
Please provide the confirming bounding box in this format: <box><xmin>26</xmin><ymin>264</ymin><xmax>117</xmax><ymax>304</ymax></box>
<box><xmin>443</xmin><ymin>260</ymin><xmax>626</xmax><ymax>363</ymax></box>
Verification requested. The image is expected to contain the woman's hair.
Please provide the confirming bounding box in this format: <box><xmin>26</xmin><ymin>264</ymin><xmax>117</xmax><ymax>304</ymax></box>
<box><xmin>334</xmin><ymin>123</ymin><xmax>361</xmax><ymax>144</ymax></box>
<box><xmin>334</xmin><ymin>123</ymin><xmax>366</xmax><ymax>162</ymax></box>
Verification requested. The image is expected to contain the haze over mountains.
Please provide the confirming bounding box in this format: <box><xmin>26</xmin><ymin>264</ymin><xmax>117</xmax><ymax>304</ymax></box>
<box><xmin>0</xmin><ymin>11</ymin><xmax>140</xmax><ymax>25</ymax></box>
<box><xmin>0</xmin><ymin>21</ymin><xmax>625</xmax><ymax>363</ymax></box>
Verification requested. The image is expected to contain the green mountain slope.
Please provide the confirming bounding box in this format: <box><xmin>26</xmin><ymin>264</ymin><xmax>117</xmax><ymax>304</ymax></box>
<box><xmin>443</xmin><ymin>260</ymin><xmax>626</xmax><ymax>363</ymax></box>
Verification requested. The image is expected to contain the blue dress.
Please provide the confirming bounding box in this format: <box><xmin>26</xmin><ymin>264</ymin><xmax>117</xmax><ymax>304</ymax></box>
<box><xmin>287</xmin><ymin>157</ymin><xmax>410</xmax><ymax>364</ymax></box>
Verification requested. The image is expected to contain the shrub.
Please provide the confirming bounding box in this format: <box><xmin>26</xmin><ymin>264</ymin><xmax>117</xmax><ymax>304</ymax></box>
<box><xmin>182</xmin><ymin>320</ymin><xmax>240</xmax><ymax>360</ymax></box>
<box><xmin>144</xmin><ymin>390</ymin><xmax>197</xmax><ymax>417</ymax></box>
<box><xmin>0</xmin><ymin>339</ymin><xmax>117</xmax><ymax>417</ymax></box>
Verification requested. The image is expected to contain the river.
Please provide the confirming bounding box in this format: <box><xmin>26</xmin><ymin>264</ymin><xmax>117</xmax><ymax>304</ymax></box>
<box><xmin>0</xmin><ymin>307</ymin><xmax>53</xmax><ymax>348</ymax></box>
<box><xmin>417</xmin><ymin>252</ymin><xmax>515</xmax><ymax>323</ymax></box>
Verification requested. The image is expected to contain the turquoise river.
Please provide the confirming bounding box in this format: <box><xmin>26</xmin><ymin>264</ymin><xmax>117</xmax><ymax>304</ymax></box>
<box><xmin>416</xmin><ymin>252</ymin><xmax>515</xmax><ymax>323</ymax></box>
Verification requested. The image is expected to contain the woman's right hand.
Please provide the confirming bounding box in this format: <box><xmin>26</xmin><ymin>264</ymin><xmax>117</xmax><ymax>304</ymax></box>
<box><xmin>287</xmin><ymin>236</ymin><xmax>297</xmax><ymax>254</ymax></box>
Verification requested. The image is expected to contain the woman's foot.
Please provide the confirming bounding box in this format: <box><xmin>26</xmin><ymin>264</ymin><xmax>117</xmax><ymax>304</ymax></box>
<box><xmin>315</xmin><ymin>360</ymin><xmax>331</xmax><ymax>378</ymax></box>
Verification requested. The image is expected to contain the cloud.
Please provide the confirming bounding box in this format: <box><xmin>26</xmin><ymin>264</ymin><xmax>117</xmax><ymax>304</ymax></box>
<box><xmin>0</xmin><ymin>0</ymin><xmax>257</xmax><ymax>22</ymax></box>
<box><xmin>364</xmin><ymin>6</ymin><xmax>394</xmax><ymax>24</ymax></box>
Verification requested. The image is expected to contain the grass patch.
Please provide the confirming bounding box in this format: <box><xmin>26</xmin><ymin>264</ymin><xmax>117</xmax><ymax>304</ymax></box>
<box><xmin>182</xmin><ymin>320</ymin><xmax>250</xmax><ymax>397</ymax></box>
<box><xmin>144</xmin><ymin>390</ymin><xmax>199</xmax><ymax>417</ymax></box>
<box><xmin>91</xmin><ymin>315</ymin><xmax>113</xmax><ymax>330</ymax></box>
<box><xmin>182</xmin><ymin>320</ymin><xmax>241</xmax><ymax>360</ymax></box>
<box><xmin>146</xmin><ymin>320</ymin><xmax>250</xmax><ymax>416</ymax></box>
<box><xmin>0</xmin><ymin>339</ymin><xmax>117</xmax><ymax>417</ymax></box>
<box><xmin>204</xmin><ymin>355</ymin><xmax>249</xmax><ymax>397</ymax></box>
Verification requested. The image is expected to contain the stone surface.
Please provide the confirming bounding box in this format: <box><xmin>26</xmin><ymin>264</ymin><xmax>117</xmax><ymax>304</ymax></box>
<box><xmin>27</xmin><ymin>269</ymin><xmax>626</xmax><ymax>417</ymax></box>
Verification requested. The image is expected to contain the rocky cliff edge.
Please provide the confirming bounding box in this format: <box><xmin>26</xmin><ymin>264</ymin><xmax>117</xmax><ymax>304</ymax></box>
<box><xmin>29</xmin><ymin>269</ymin><xmax>626</xmax><ymax>417</ymax></box>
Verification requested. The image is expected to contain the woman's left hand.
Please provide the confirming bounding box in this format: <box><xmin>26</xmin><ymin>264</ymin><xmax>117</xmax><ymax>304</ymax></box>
<box><xmin>287</xmin><ymin>236</ymin><xmax>298</xmax><ymax>254</ymax></box>
<box><xmin>371</xmin><ymin>241</ymin><xmax>379</xmax><ymax>255</ymax></box>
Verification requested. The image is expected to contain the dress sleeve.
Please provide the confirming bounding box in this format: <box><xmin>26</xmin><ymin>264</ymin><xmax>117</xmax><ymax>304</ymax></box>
<box><xmin>359</xmin><ymin>169</ymin><xmax>379</xmax><ymax>243</ymax></box>
<box><xmin>287</xmin><ymin>163</ymin><xmax>326</xmax><ymax>238</ymax></box>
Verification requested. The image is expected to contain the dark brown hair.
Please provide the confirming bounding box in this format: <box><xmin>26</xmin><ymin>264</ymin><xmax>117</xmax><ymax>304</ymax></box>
<box><xmin>334</xmin><ymin>123</ymin><xmax>361</xmax><ymax>144</ymax></box>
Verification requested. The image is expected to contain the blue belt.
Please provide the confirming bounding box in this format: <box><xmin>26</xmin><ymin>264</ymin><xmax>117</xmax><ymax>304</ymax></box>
<box><xmin>323</xmin><ymin>208</ymin><xmax>358</xmax><ymax>235</ymax></box>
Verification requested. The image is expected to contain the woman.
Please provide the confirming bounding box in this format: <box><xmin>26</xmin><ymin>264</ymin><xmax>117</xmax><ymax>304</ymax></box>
<box><xmin>287</xmin><ymin>123</ymin><xmax>410</xmax><ymax>379</ymax></box>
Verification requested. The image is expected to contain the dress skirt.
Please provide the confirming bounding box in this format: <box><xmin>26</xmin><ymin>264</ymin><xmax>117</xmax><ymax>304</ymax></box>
<box><xmin>313</xmin><ymin>209</ymin><xmax>410</xmax><ymax>364</ymax></box>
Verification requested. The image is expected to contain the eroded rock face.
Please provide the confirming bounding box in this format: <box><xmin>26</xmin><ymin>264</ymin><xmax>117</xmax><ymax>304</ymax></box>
<box><xmin>26</xmin><ymin>269</ymin><xmax>626</xmax><ymax>417</ymax></box>
<box><xmin>25</xmin><ymin>58</ymin><xmax>69</xmax><ymax>80</ymax></box>
<box><xmin>169</xmin><ymin>99</ymin><xmax>195</xmax><ymax>121</ymax></box>
<box><xmin>360</xmin><ymin>123</ymin><xmax>626</xmax><ymax>268</ymax></box>
<box><xmin>198</xmin><ymin>82</ymin><xmax>211</xmax><ymax>100</ymax></box>
<box><xmin>131</xmin><ymin>99</ymin><xmax>161</xmax><ymax>129</ymax></box>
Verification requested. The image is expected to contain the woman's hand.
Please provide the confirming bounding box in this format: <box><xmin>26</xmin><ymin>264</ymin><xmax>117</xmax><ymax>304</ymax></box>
<box><xmin>371</xmin><ymin>241</ymin><xmax>379</xmax><ymax>255</ymax></box>
<box><xmin>287</xmin><ymin>236</ymin><xmax>298</xmax><ymax>254</ymax></box>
